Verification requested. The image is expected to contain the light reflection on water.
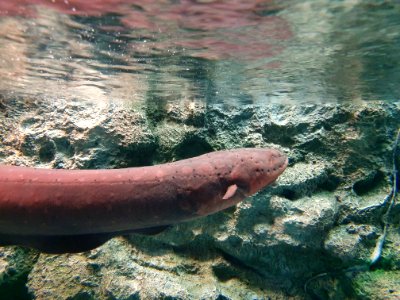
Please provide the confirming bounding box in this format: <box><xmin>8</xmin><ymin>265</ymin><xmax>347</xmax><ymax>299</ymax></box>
<box><xmin>0</xmin><ymin>0</ymin><xmax>399</xmax><ymax>105</ymax></box>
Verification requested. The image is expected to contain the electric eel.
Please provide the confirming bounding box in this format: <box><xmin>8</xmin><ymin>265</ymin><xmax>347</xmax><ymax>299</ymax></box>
<box><xmin>0</xmin><ymin>148</ymin><xmax>288</xmax><ymax>253</ymax></box>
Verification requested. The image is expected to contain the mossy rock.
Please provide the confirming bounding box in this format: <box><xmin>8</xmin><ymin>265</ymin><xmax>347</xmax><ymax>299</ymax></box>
<box><xmin>352</xmin><ymin>270</ymin><xmax>400</xmax><ymax>299</ymax></box>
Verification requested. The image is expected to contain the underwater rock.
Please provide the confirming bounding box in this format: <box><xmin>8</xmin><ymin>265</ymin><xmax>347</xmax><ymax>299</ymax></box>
<box><xmin>276</xmin><ymin>160</ymin><xmax>332</xmax><ymax>200</ymax></box>
<box><xmin>0</xmin><ymin>99</ymin><xmax>157</xmax><ymax>169</ymax></box>
<box><xmin>0</xmin><ymin>246</ymin><xmax>38</xmax><ymax>299</ymax></box>
<box><xmin>352</xmin><ymin>270</ymin><xmax>400</xmax><ymax>299</ymax></box>
<box><xmin>0</xmin><ymin>99</ymin><xmax>399</xmax><ymax>299</ymax></box>
<box><xmin>27</xmin><ymin>237</ymin><xmax>289</xmax><ymax>299</ymax></box>
<box><xmin>324</xmin><ymin>224</ymin><xmax>380</xmax><ymax>265</ymax></box>
<box><xmin>27</xmin><ymin>253</ymin><xmax>100</xmax><ymax>299</ymax></box>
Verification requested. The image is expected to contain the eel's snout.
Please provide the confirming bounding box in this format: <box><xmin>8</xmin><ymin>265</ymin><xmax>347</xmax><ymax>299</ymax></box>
<box><xmin>247</xmin><ymin>148</ymin><xmax>288</xmax><ymax>195</ymax></box>
<box><xmin>266</xmin><ymin>149</ymin><xmax>288</xmax><ymax>179</ymax></box>
<box><xmin>271</xmin><ymin>149</ymin><xmax>288</xmax><ymax>174</ymax></box>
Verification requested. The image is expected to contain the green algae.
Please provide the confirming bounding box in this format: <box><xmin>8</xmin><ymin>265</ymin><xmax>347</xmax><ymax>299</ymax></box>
<box><xmin>352</xmin><ymin>270</ymin><xmax>400</xmax><ymax>299</ymax></box>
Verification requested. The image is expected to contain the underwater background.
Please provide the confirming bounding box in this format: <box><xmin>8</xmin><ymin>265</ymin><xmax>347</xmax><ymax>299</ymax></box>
<box><xmin>0</xmin><ymin>0</ymin><xmax>399</xmax><ymax>299</ymax></box>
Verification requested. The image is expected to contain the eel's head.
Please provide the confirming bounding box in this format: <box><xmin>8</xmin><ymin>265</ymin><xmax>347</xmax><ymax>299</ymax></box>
<box><xmin>195</xmin><ymin>148</ymin><xmax>288</xmax><ymax>217</ymax></box>
<box><xmin>228</xmin><ymin>148</ymin><xmax>288</xmax><ymax>197</ymax></box>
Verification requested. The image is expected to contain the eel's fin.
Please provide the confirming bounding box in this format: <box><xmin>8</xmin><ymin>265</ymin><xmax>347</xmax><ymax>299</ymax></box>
<box><xmin>222</xmin><ymin>184</ymin><xmax>239</xmax><ymax>200</ymax></box>
<box><xmin>0</xmin><ymin>232</ymin><xmax>114</xmax><ymax>254</ymax></box>
<box><xmin>0</xmin><ymin>225</ymin><xmax>172</xmax><ymax>254</ymax></box>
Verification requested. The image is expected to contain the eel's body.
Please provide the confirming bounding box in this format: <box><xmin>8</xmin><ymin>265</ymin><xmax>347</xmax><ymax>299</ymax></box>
<box><xmin>0</xmin><ymin>148</ymin><xmax>287</xmax><ymax>253</ymax></box>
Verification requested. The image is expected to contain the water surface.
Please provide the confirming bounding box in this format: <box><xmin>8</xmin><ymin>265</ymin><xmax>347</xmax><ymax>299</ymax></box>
<box><xmin>0</xmin><ymin>0</ymin><xmax>399</xmax><ymax>105</ymax></box>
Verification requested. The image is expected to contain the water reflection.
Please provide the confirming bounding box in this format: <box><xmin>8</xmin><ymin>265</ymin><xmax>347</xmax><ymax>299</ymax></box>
<box><xmin>0</xmin><ymin>0</ymin><xmax>399</xmax><ymax>104</ymax></box>
<box><xmin>326</xmin><ymin>1</ymin><xmax>400</xmax><ymax>101</ymax></box>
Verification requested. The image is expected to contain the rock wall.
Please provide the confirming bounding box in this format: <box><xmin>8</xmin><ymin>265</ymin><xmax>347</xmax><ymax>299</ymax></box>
<box><xmin>0</xmin><ymin>98</ymin><xmax>399</xmax><ymax>299</ymax></box>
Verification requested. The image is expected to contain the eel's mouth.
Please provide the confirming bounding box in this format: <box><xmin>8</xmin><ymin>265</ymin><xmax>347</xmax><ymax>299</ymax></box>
<box><xmin>270</xmin><ymin>149</ymin><xmax>288</xmax><ymax>172</ymax></box>
<box><xmin>277</xmin><ymin>153</ymin><xmax>289</xmax><ymax>172</ymax></box>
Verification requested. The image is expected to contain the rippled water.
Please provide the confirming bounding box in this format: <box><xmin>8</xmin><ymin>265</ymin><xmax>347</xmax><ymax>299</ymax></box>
<box><xmin>0</xmin><ymin>0</ymin><xmax>399</xmax><ymax>104</ymax></box>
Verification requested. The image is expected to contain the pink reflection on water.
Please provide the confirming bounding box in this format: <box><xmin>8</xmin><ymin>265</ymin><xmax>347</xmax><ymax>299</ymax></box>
<box><xmin>157</xmin><ymin>0</ymin><xmax>262</xmax><ymax>30</ymax></box>
<box><xmin>0</xmin><ymin>0</ymin><xmax>129</xmax><ymax>17</ymax></box>
<box><xmin>0</xmin><ymin>0</ymin><xmax>292</xmax><ymax>60</ymax></box>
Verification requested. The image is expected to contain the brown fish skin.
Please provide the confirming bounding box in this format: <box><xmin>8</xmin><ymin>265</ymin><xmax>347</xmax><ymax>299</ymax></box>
<box><xmin>0</xmin><ymin>148</ymin><xmax>287</xmax><ymax>253</ymax></box>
